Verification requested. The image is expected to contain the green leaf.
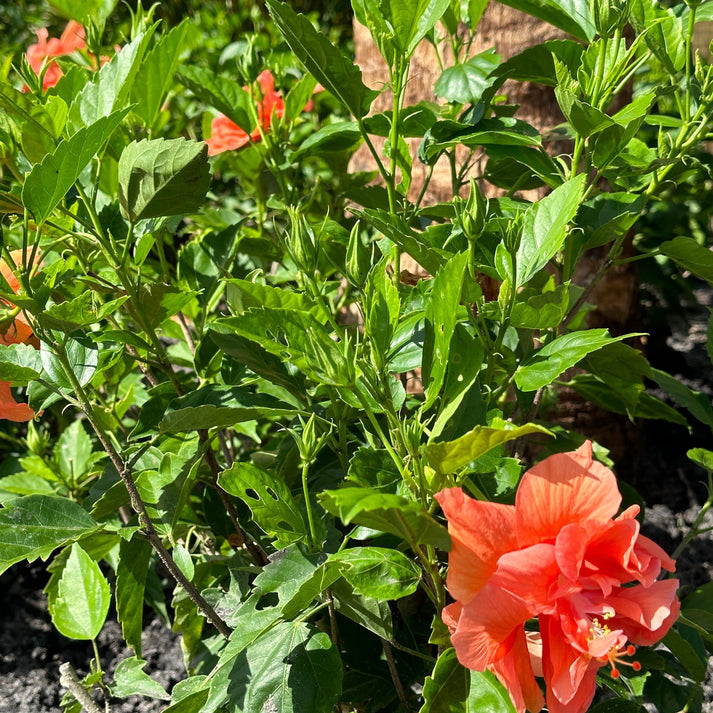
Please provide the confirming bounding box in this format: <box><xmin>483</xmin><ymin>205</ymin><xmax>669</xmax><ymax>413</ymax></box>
<box><xmin>424</xmin><ymin>422</ymin><xmax>550</xmax><ymax>474</ymax></box>
<box><xmin>131</xmin><ymin>20</ymin><xmax>199</xmax><ymax>130</ymax></box>
<box><xmin>40</xmin><ymin>338</ymin><xmax>98</xmax><ymax>391</ymax></box>
<box><xmin>587</xmin><ymin>702</ymin><xmax>645</xmax><ymax>713</ymax></box>
<box><xmin>118</xmin><ymin>137</ymin><xmax>211</xmax><ymax>222</ymax></box>
<box><xmin>663</xmin><ymin>627</ymin><xmax>708</xmax><ymax>682</ymax></box>
<box><xmin>219</xmin><ymin>462</ymin><xmax>308</xmax><ymax>547</ymax></box>
<box><xmin>421</xmin><ymin>648</ymin><xmax>469</xmax><ymax>713</ymax></box>
<box><xmin>57</xmin><ymin>419</ymin><xmax>93</xmax><ymax>482</ymax></box>
<box><xmin>0</xmin><ymin>343</ymin><xmax>42</xmax><ymax>384</ymax></box>
<box><xmin>578</xmin><ymin>193</ymin><xmax>645</xmax><ymax>250</ymax></box>
<box><xmin>330</xmin><ymin>547</ymin><xmax>421</xmax><ymax>600</ymax></box>
<box><xmin>112</xmin><ymin>656</ymin><xmax>170</xmax><ymax>700</ymax></box>
<box><xmin>630</xmin><ymin>0</ymin><xmax>686</xmax><ymax>74</ymax></box>
<box><xmin>177</xmin><ymin>65</ymin><xmax>253</xmax><ymax>132</ymax></box>
<box><xmin>265</xmin><ymin>0</ymin><xmax>377</xmax><ymax>118</ymax></box>
<box><xmin>49</xmin><ymin>0</ymin><xmax>116</xmax><ymax>22</ymax></box>
<box><xmin>660</xmin><ymin>236</ymin><xmax>713</xmax><ymax>287</ymax></box>
<box><xmin>207</xmin><ymin>329</ymin><xmax>306</xmax><ymax>399</ymax></box>
<box><xmin>514</xmin><ymin>329</ymin><xmax>637</xmax><ymax>392</ymax></box>
<box><xmin>687</xmin><ymin>448</ymin><xmax>713</xmax><ymax>472</ymax></box>
<box><xmin>421</xmin><ymin>117</ymin><xmax>541</xmax><ymax>164</ymax></box>
<box><xmin>649</xmin><ymin>368</ymin><xmax>713</xmax><ymax>429</ymax></box>
<box><xmin>485</xmin><ymin>145</ymin><xmax>564</xmax><ymax>190</ymax></box>
<box><xmin>158</xmin><ymin>385</ymin><xmax>298</xmax><ymax>432</ymax></box>
<box><xmin>318</xmin><ymin>487</ymin><xmax>450</xmax><ymax>549</ymax></box>
<box><xmin>234</xmin><ymin>622</ymin><xmax>342</xmax><ymax>713</ymax></box>
<box><xmin>467</xmin><ymin>670</ymin><xmax>516</xmax><ymax>713</ymax></box>
<box><xmin>331</xmin><ymin>579</ymin><xmax>393</xmax><ymax>639</ymax></box>
<box><xmin>555</xmin><ymin>89</ymin><xmax>616</xmax><ymax>138</ymax></box>
<box><xmin>391</xmin><ymin>0</ymin><xmax>452</xmax><ymax>56</ymax></box>
<box><xmin>225</xmin><ymin>278</ymin><xmax>320</xmax><ymax>316</ymax></box>
<box><xmin>173</xmin><ymin>543</ymin><xmax>194</xmax><ymax>581</ymax></box>
<box><xmin>22</xmin><ymin>110</ymin><xmax>128</xmax><ymax>224</ymax></box>
<box><xmin>423</xmin><ymin>252</ymin><xmax>469</xmax><ymax>409</ymax></box>
<box><xmin>48</xmin><ymin>542</ymin><xmax>111</xmax><ymax>640</ymax></box>
<box><xmin>293</xmin><ymin>121</ymin><xmax>363</xmax><ymax>157</ymax></box>
<box><xmin>435</xmin><ymin>50</ymin><xmax>501</xmax><ymax>104</ymax></box>
<box><xmin>356</xmin><ymin>208</ymin><xmax>450</xmax><ymax>276</ymax></box>
<box><xmin>116</xmin><ymin>535</ymin><xmax>151</xmax><ymax>656</ymax></box>
<box><xmin>516</xmin><ymin>175</ymin><xmax>585</xmax><ymax>287</ymax></box>
<box><xmin>70</xmin><ymin>29</ymin><xmax>155</xmax><ymax>128</ymax></box>
<box><xmin>0</xmin><ymin>495</ymin><xmax>100</xmax><ymax>575</ymax></box>
<box><xmin>497</xmin><ymin>0</ymin><xmax>595</xmax><ymax>41</ymax></box>
<box><xmin>161</xmin><ymin>691</ymin><xmax>210</xmax><ymax>713</ymax></box>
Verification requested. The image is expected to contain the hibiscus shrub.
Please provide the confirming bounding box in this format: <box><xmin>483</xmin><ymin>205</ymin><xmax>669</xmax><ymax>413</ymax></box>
<box><xmin>0</xmin><ymin>1</ymin><xmax>712</xmax><ymax>713</ymax></box>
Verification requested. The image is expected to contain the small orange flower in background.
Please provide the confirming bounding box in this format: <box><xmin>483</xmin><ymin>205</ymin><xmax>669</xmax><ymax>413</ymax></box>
<box><xmin>436</xmin><ymin>441</ymin><xmax>679</xmax><ymax>713</ymax></box>
<box><xmin>26</xmin><ymin>20</ymin><xmax>86</xmax><ymax>90</ymax></box>
<box><xmin>206</xmin><ymin>71</ymin><xmax>322</xmax><ymax>156</ymax></box>
<box><xmin>206</xmin><ymin>70</ymin><xmax>285</xmax><ymax>156</ymax></box>
<box><xmin>0</xmin><ymin>250</ymin><xmax>38</xmax><ymax>422</ymax></box>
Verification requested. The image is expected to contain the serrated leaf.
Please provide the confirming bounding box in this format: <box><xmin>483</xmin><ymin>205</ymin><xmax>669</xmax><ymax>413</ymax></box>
<box><xmin>40</xmin><ymin>338</ymin><xmax>98</xmax><ymax>391</ymax></box>
<box><xmin>48</xmin><ymin>542</ymin><xmax>110</xmax><ymax>640</ymax></box>
<box><xmin>514</xmin><ymin>330</ymin><xmax>639</xmax><ymax>392</ymax></box>
<box><xmin>70</xmin><ymin>29</ymin><xmax>155</xmax><ymax>128</ymax></box>
<box><xmin>118</xmin><ymin>137</ymin><xmax>211</xmax><ymax>222</ymax></box>
<box><xmin>116</xmin><ymin>535</ymin><xmax>151</xmax><ymax>656</ymax></box>
<box><xmin>265</xmin><ymin>0</ymin><xmax>377</xmax><ymax>118</ymax></box>
<box><xmin>516</xmin><ymin>175</ymin><xmax>585</xmax><ymax>287</ymax></box>
<box><xmin>318</xmin><ymin>488</ymin><xmax>450</xmax><ymax>549</ymax></box>
<box><xmin>22</xmin><ymin>110</ymin><xmax>128</xmax><ymax>224</ymax></box>
<box><xmin>423</xmin><ymin>252</ymin><xmax>469</xmax><ymax>409</ymax></box>
<box><xmin>421</xmin><ymin>648</ymin><xmax>468</xmax><ymax>713</ymax></box>
<box><xmin>219</xmin><ymin>462</ymin><xmax>307</xmax><ymax>547</ymax></box>
<box><xmin>467</xmin><ymin>670</ymin><xmax>516</xmax><ymax>713</ymax></box>
<box><xmin>330</xmin><ymin>547</ymin><xmax>421</xmax><ymax>600</ymax></box>
<box><xmin>497</xmin><ymin>0</ymin><xmax>595</xmax><ymax>41</ymax></box>
<box><xmin>424</xmin><ymin>422</ymin><xmax>550</xmax><ymax>474</ymax></box>
<box><xmin>435</xmin><ymin>50</ymin><xmax>501</xmax><ymax>104</ymax></box>
<box><xmin>660</xmin><ymin>236</ymin><xmax>713</xmax><ymax>287</ymax></box>
<box><xmin>0</xmin><ymin>343</ymin><xmax>42</xmax><ymax>384</ymax></box>
<box><xmin>131</xmin><ymin>20</ymin><xmax>199</xmax><ymax>129</ymax></box>
<box><xmin>159</xmin><ymin>385</ymin><xmax>298</xmax><ymax>432</ymax></box>
<box><xmin>0</xmin><ymin>495</ymin><xmax>100</xmax><ymax>575</ymax></box>
<box><xmin>293</xmin><ymin>121</ymin><xmax>363</xmax><ymax>157</ymax></box>
<box><xmin>178</xmin><ymin>65</ymin><xmax>253</xmax><ymax>132</ymax></box>
<box><xmin>650</xmin><ymin>368</ymin><xmax>713</xmax><ymax>428</ymax></box>
<box><xmin>112</xmin><ymin>656</ymin><xmax>170</xmax><ymax>700</ymax></box>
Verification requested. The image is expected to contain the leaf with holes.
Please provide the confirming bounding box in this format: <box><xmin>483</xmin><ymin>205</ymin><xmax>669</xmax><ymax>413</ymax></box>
<box><xmin>219</xmin><ymin>462</ymin><xmax>308</xmax><ymax>547</ymax></box>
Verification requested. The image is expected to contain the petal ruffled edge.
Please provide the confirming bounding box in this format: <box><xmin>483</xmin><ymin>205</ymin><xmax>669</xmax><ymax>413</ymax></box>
<box><xmin>516</xmin><ymin>441</ymin><xmax>622</xmax><ymax>548</ymax></box>
<box><xmin>435</xmin><ymin>488</ymin><xmax>517</xmax><ymax>602</ymax></box>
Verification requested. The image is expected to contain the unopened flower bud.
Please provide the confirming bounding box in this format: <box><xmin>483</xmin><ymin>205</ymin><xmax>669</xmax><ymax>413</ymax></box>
<box><xmin>455</xmin><ymin>178</ymin><xmax>486</xmax><ymax>241</ymax></box>
<box><xmin>287</xmin><ymin>213</ymin><xmax>319</xmax><ymax>273</ymax></box>
<box><xmin>591</xmin><ymin>0</ymin><xmax>629</xmax><ymax>37</ymax></box>
<box><xmin>345</xmin><ymin>221</ymin><xmax>371</xmax><ymax>287</ymax></box>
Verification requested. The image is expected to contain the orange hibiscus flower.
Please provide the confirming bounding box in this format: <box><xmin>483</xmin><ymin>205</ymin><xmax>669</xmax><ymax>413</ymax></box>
<box><xmin>206</xmin><ymin>70</ymin><xmax>285</xmax><ymax>156</ymax></box>
<box><xmin>0</xmin><ymin>250</ymin><xmax>38</xmax><ymax>422</ymax></box>
<box><xmin>436</xmin><ymin>441</ymin><xmax>679</xmax><ymax>713</ymax></box>
<box><xmin>26</xmin><ymin>20</ymin><xmax>86</xmax><ymax>90</ymax></box>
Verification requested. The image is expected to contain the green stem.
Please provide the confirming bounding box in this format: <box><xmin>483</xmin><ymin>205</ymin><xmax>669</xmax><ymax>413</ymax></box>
<box><xmin>301</xmin><ymin>459</ymin><xmax>319</xmax><ymax>551</ymax></box>
<box><xmin>671</xmin><ymin>471</ymin><xmax>713</xmax><ymax>561</ymax></box>
<box><xmin>49</xmin><ymin>339</ymin><xmax>232</xmax><ymax>638</ymax></box>
<box><xmin>685</xmin><ymin>5</ymin><xmax>697</xmax><ymax>122</ymax></box>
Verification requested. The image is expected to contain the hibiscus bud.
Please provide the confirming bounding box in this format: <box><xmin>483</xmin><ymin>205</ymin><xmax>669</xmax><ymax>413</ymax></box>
<box><xmin>287</xmin><ymin>213</ymin><xmax>319</xmax><ymax>274</ymax></box>
<box><xmin>26</xmin><ymin>420</ymin><xmax>49</xmax><ymax>455</ymax></box>
<box><xmin>454</xmin><ymin>178</ymin><xmax>486</xmax><ymax>241</ymax></box>
<box><xmin>345</xmin><ymin>221</ymin><xmax>371</xmax><ymax>288</ymax></box>
<box><xmin>292</xmin><ymin>413</ymin><xmax>333</xmax><ymax>465</ymax></box>
<box><xmin>590</xmin><ymin>0</ymin><xmax>629</xmax><ymax>37</ymax></box>
<box><xmin>238</xmin><ymin>35</ymin><xmax>263</xmax><ymax>84</ymax></box>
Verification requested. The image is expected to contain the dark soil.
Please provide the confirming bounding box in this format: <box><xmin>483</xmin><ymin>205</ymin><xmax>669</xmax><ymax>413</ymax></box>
<box><xmin>0</xmin><ymin>289</ymin><xmax>712</xmax><ymax>712</ymax></box>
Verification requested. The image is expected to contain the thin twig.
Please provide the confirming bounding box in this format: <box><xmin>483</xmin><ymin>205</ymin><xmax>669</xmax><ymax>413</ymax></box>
<box><xmin>382</xmin><ymin>639</ymin><xmax>410</xmax><ymax>711</ymax></box>
<box><xmin>59</xmin><ymin>663</ymin><xmax>104</xmax><ymax>713</ymax></box>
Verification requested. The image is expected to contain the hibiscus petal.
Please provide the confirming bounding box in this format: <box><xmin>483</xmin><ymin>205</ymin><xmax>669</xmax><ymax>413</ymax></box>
<box><xmin>450</xmin><ymin>583</ymin><xmax>533</xmax><ymax>671</ymax></box>
<box><xmin>541</xmin><ymin>613</ymin><xmax>599</xmax><ymax>712</ymax></box>
<box><xmin>0</xmin><ymin>382</ymin><xmax>34</xmax><ymax>422</ymax></box>
<box><xmin>607</xmin><ymin>579</ymin><xmax>680</xmax><ymax>642</ymax></box>
<box><xmin>436</xmin><ymin>488</ymin><xmax>517</xmax><ymax>602</ymax></box>
<box><xmin>490</xmin><ymin>628</ymin><xmax>545</xmax><ymax>713</ymax></box>
<box><xmin>516</xmin><ymin>441</ymin><xmax>622</xmax><ymax>547</ymax></box>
